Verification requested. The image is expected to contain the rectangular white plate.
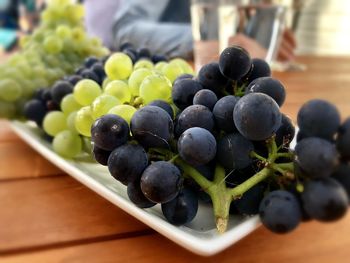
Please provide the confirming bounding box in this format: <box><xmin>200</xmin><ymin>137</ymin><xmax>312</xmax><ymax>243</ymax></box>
<box><xmin>10</xmin><ymin>120</ymin><xmax>260</xmax><ymax>256</ymax></box>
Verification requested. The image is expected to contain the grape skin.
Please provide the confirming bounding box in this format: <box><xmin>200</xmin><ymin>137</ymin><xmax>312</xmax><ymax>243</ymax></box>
<box><xmin>213</xmin><ymin>95</ymin><xmax>239</xmax><ymax>133</ymax></box>
<box><xmin>336</xmin><ymin>118</ymin><xmax>350</xmax><ymax>160</ymax></box>
<box><xmin>193</xmin><ymin>89</ymin><xmax>218</xmax><ymax>111</ymax></box>
<box><xmin>171</xmin><ymin>79</ymin><xmax>203</xmax><ymax>110</ymax></box>
<box><xmin>219</xmin><ymin>46</ymin><xmax>252</xmax><ymax>80</ymax></box>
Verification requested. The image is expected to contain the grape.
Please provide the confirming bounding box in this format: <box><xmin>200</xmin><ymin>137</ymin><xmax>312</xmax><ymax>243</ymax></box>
<box><xmin>154</xmin><ymin>61</ymin><xmax>168</xmax><ymax>71</ymax></box>
<box><xmin>197</xmin><ymin>62</ymin><xmax>228</xmax><ymax>94</ymax></box>
<box><xmin>75</xmin><ymin>106</ymin><xmax>94</xmax><ymax>137</ymax></box>
<box><xmin>51</xmin><ymin>80</ymin><xmax>73</xmax><ymax>105</ymax></box>
<box><xmin>67</xmin><ymin>75</ymin><xmax>83</xmax><ymax>86</ymax></box>
<box><xmin>104</xmin><ymin>80</ymin><xmax>131</xmax><ymax>103</ymax></box>
<box><xmin>130</xmin><ymin>106</ymin><xmax>173</xmax><ymax>148</ymax></box>
<box><xmin>128</xmin><ymin>68</ymin><xmax>152</xmax><ymax>96</ymax></box>
<box><xmin>138</xmin><ymin>48</ymin><xmax>151</xmax><ymax>59</ymax></box>
<box><xmin>91</xmin><ymin>95</ymin><xmax>120</xmax><ymax>120</ymax></box>
<box><xmin>148</xmin><ymin>100</ymin><xmax>174</xmax><ymax>118</ymax></box>
<box><xmin>44</xmin><ymin>35</ymin><xmax>63</xmax><ymax>54</ymax></box>
<box><xmin>193</xmin><ymin>89</ymin><xmax>218</xmax><ymax>110</ymax></box>
<box><xmin>213</xmin><ymin>95</ymin><xmax>239</xmax><ymax>133</ymax></box>
<box><xmin>92</xmin><ymin>144</ymin><xmax>111</xmax><ymax>166</ymax></box>
<box><xmin>162</xmin><ymin>63</ymin><xmax>184</xmax><ymax>83</ymax></box>
<box><xmin>104</xmin><ymin>53</ymin><xmax>133</xmax><ymax>80</ymax></box>
<box><xmin>178</xmin><ymin>127</ymin><xmax>217</xmax><ymax>166</ymax></box>
<box><xmin>123</xmin><ymin>49</ymin><xmax>137</xmax><ymax>63</ymax></box>
<box><xmin>336</xmin><ymin>118</ymin><xmax>350</xmax><ymax>160</ymax></box>
<box><xmin>169</xmin><ymin>58</ymin><xmax>194</xmax><ymax>74</ymax></box>
<box><xmin>219</xmin><ymin>46</ymin><xmax>252</xmax><ymax>80</ymax></box>
<box><xmin>60</xmin><ymin>94</ymin><xmax>81</xmax><ymax>115</ymax></box>
<box><xmin>173</xmin><ymin>73</ymin><xmax>193</xmax><ymax>86</ymax></box>
<box><xmin>259</xmin><ymin>190</ymin><xmax>301</xmax><ymax>234</ymax></box>
<box><xmin>297</xmin><ymin>99</ymin><xmax>340</xmax><ymax>140</ymax></box>
<box><xmin>55</xmin><ymin>25</ymin><xmax>72</xmax><ymax>39</ymax></box>
<box><xmin>91</xmin><ymin>114</ymin><xmax>129</xmax><ymax>151</ymax></box>
<box><xmin>23</xmin><ymin>99</ymin><xmax>47</xmax><ymax>125</ymax></box>
<box><xmin>233</xmin><ymin>183</ymin><xmax>265</xmax><ymax>215</ymax></box>
<box><xmin>66</xmin><ymin>111</ymin><xmax>78</xmax><ymax>133</ymax></box>
<box><xmin>332</xmin><ymin>163</ymin><xmax>350</xmax><ymax>200</ymax></box>
<box><xmin>295</xmin><ymin>137</ymin><xmax>338</xmax><ymax>178</ymax></box>
<box><xmin>43</xmin><ymin>111</ymin><xmax>67</xmax><ymax>137</ymax></box>
<box><xmin>152</xmin><ymin>54</ymin><xmax>167</xmax><ymax>63</ymax></box>
<box><xmin>0</xmin><ymin>79</ymin><xmax>22</xmax><ymax>102</ymax></box>
<box><xmin>108</xmin><ymin>105</ymin><xmax>137</xmax><ymax>124</ymax></box>
<box><xmin>120</xmin><ymin>42</ymin><xmax>133</xmax><ymax>51</ymax></box>
<box><xmin>275</xmin><ymin>114</ymin><xmax>295</xmax><ymax>146</ymax></box>
<box><xmin>41</xmin><ymin>89</ymin><xmax>52</xmax><ymax>102</ymax></box>
<box><xmin>245</xmin><ymin>58</ymin><xmax>271</xmax><ymax>83</ymax></box>
<box><xmin>81</xmin><ymin>69</ymin><xmax>100</xmax><ymax>84</ymax></box>
<box><xmin>52</xmin><ymin>130</ymin><xmax>82</xmax><ymax>158</ymax></box>
<box><xmin>127</xmin><ymin>180</ymin><xmax>156</xmax><ymax>208</ymax></box>
<box><xmin>234</xmin><ymin>93</ymin><xmax>282</xmax><ymax>141</ymax></box>
<box><xmin>108</xmin><ymin>143</ymin><xmax>148</xmax><ymax>185</ymax></box>
<box><xmin>91</xmin><ymin>63</ymin><xmax>106</xmax><ymax>81</ymax></box>
<box><xmin>171</xmin><ymin>79</ymin><xmax>203</xmax><ymax>110</ymax></box>
<box><xmin>217</xmin><ymin>133</ymin><xmax>254</xmax><ymax>171</ymax></box>
<box><xmin>140</xmin><ymin>161</ymin><xmax>182</xmax><ymax>203</ymax></box>
<box><xmin>73</xmin><ymin>79</ymin><xmax>101</xmax><ymax>106</ymax></box>
<box><xmin>140</xmin><ymin>74</ymin><xmax>172</xmax><ymax>104</ymax></box>
<box><xmin>84</xmin><ymin>56</ymin><xmax>99</xmax><ymax>68</ymax></box>
<box><xmin>245</xmin><ymin>77</ymin><xmax>286</xmax><ymax>107</ymax></box>
<box><xmin>176</xmin><ymin>105</ymin><xmax>215</xmax><ymax>135</ymax></box>
<box><xmin>134</xmin><ymin>59</ymin><xmax>154</xmax><ymax>70</ymax></box>
<box><xmin>301</xmin><ymin>178</ymin><xmax>348</xmax><ymax>222</ymax></box>
<box><xmin>162</xmin><ymin>188</ymin><xmax>198</xmax><ymax>225</ymax></box>
<box><xmin>0</xmin><ymin>100</ymin><xmax>16</xmax><ymax>118</ymax></box>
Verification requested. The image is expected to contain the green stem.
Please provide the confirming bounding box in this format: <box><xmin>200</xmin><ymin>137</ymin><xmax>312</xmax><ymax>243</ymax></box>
<box><xmin>276</xmin><ymin>152</ymin><xmax>294</xmax><ymax>159</ymax></box>
<box><xmin>273</xmin><ymin>162</ymin><xmax>294</xmax><ymax>172</ymax></box>
<box><xmin>169</xmin><ymin>154</ymin><xmax>179</xmax><ymax>163</ymax></box>
<box><xmin>250</xmin><ymin>151</ymin><xmax>267</xmax><ymax>162</ymax></box>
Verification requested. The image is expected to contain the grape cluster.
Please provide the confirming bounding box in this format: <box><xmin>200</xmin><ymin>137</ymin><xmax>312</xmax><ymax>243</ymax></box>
<box><xmin>0</xmin><ymin>0</ymin><xmax>107</xmax><ymax>119</ymax></box>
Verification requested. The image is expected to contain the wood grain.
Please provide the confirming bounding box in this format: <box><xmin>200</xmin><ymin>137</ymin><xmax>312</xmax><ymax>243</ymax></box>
<box><xmin>0</xmin><ymin>120</ymin><xmax>19</xmax><ymax>143</ymax></box>
<box><xmin>3</xmin><ymin>212</ymin><xmax>350</xmax><ymax>263</ymax></box>
<box><xmin>0</xmin><ymin>175</ymin><xmax>149</xmax><ymax>253</ymax></box>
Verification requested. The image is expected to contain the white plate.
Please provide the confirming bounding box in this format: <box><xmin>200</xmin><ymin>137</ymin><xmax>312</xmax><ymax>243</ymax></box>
<box><xmin>10</xmin><ymin>120</ymin><xmax>261</xmax><ymax>256</ymax></box>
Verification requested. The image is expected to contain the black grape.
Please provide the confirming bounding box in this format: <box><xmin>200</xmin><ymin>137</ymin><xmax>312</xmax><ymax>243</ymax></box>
<box><xmin>92</xmin><ymin>144</ymin><xmax>111</xmax><ymax>166</ymax></box>
<box><xmin>213</xmin><ymin>95</ymin><xmax>239</xmax><ymax>133</ymax></box>
<box><xmin>127</xmin><ymin>180</ymin><xmax>156</xmax><ymax>208</ymax></box>
<box><xmin>84</xmin><ymin>56</ymin><xmax>99</xmax><ymax>68</ymax></box>
<box><xmin>297</xmin><ymin>99</ymin><xmax>340</xmax><ymax>140</ymax></box>
<box><xmin>148</xmin><ymin>100</ymin><xmax>174</xmax><ymax>118</ymax></box>
<box><xmin>336</xmin><ymin>118</ymin><xmax>350</xmax><ymax>160</ymax></box>
<box><xmin>120</xmin><ymin>42</ymin><xmax>133</xmax><ymax>51</ymax></box>
<box><xmin>245</xmin><ymin>58</ymin><xmax>271</xmax><ymax>84</ymax></box>
<box><xmin>295</xmin><ymin>137</ymin><xmax>338</xmax><ymax>178</ymax></box>
<box><xmin>41</xmin><ymin>89</ymin><xmax>52</xmax><ymax>101</ymax></box>
<box><xmin>138</xmin><ymin>48</ymin><xmax>151</xmax><ymax>59</ymax></box>
<box><xmin>245</xmin><ymin>77</ymin><xmax>286</xmax><ymax>106</ymax></box>
<box><xmin>173</xmin><ymin>74</ymin><xmax>193</xmax><ymax>86</ymax></box>
<box><xmin>301</xmin><ymin>178</ymin><xmax>348</xmax><ymax>222</ymax></box>
<box><xmin>217</xmin><ymin>133</ymin><xmax>254</xmax><ymax>170</ymax></box>
<box><xmin>91</xmin><ymin>62</ymin><xmax>106</xmax><ymax>82</ymax></box>
<box><xmin>233</xmin><ymin>93</ymin><xmax>282</xmax><ymax>141</ymax></box>
<box><xmin>259</xmin><ymin>190</ymin><xmax>302</xmax><ymax>234</ymax></box>
<box><xmin>140</xmin><ymin>161</ymin><xmax>183</xmax><ymax>203</ymax></box>
<box><xmin>176</xmin><ymin>105</ymin><xmax>215</xmax><ymax>135</ymax></box>
<box><xmin>233</xmin><ymin>183</ymin><xmax>266</xmax><ymax>215</ymax></box>
<box><xmin>50</xmin><ymin>80</ymin><xmax>73</xmax><ymax>105</ymax></box>
<box><xmin>162</xmin><ymin>188</ymin><xmax>198</xmax><ymax>225</ymax></box>
<box><xmin>123</xmin><ymin>48</ymin><xmax>137</xmax><ymax>63</ymax></box>
<box><xmin>332</xmin><ymin>163</ymin><xmax>350</xmax><ymax>200</ymax></box>
<box><xmin>81</xmin><ymin>69</ymin><xmax>101</xmax><ymax>84</ymax></box>
<box><xmin>177</xmin><ymin>127</ymin><xmax>217</xmax><ymax>166</ymax></box>
<box><xmin>91</xmin><ymin>114</ymin><xmax>129</xmax><ymax>151</ymax></box>
<box><xmin>171</xmin><ymin>79</ymin><xmax>203</xmax><ymax>110</ymax></box>
<box><xmin>152</xmin><ymin>54</ymin><xmax>167</xmax><ymax>63</ymax></box>
<box><xmin>23</xmin><ymin>99</ymin><xmax>47</xmax><ymax>126</ymax></box>
<box><xmin>197</xmin><ymin>62</ymin><xmax>228</xmax><ymax>94</ymax></box>
<box><xmin>108</xmin><ymin>143</ymin><xmax>148</xmax><ymax>185</ymax></box>
<box><xmin>219</xmin><ymin>45</ymin><xmax>252</xmax><ymax>80</ymax></box>
<box><xmin>193</xmin><ymin>89</ymin><xmax>218</xmax><ymax>110</ymax></box>
<box><xmin>67</xmin><ymin>75</ymin><xmax>83</xmax><ymax>86</ymax></box>
<box><xmin>130</xmin><ymin>106</ymin><xmax>173</xmax><ymax>148</ymax></box>
<box><xmin>275</xmin><ymin>114</ymin><xmax>295</xmax><ymax>146</ymax></box>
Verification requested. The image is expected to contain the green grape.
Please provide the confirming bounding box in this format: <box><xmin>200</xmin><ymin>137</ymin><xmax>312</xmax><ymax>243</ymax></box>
<box><xmin>33</xmin><ymin>78</ymin><xmax>49</xmax><ymax>89</ymax></box>
<box><xmin>104</xmin><ymin>52</ymin><xmax>133</xmax><ymax>80</ymax></box>
<box><xmin>73</xmin><ymin>79</ymin><xmax>102</xmax><ymax>106</ymax></box>
<box><xmin>102</xmin><ymin>78</ymin><xmax>112</xmax><ymax>90</ymax></box>
<box><xmin>55</xmin><ymin>25</ymin><xmax>72</xmax><ymax>39</ymax></box>
<box><xmin>139</xmin><ymin>74</ymin><xmax>172</xmax><ymax>104</ymax></box>
<box><xmin>154</xmin><ymin>61</ymin><xmax>168</xmax><ymax>71</ymax></box>
<box><xmin>44</xmin><ymin>35</ymin><xmax>63</xmax><ymax>54</ymax></box>
<box><xmin>75</xmin><ymin>106</ymin><xmax>94</xmax><ymax>137</ymax></box>
<box><xmin>104</xmin><ymin>80</ymin><xmax>131</xmax><ymax>103</ymax></box>
<box><xmin>53</xmin><ymin>130</ymin><xmax>82</xmax><ymax>158</ymax></box>
<box><xmin>71</xmin><ymin>27</ymin><xmax>86</xmax><ymax>43</ymax></box>
<box><xmin>169</xmin><ymin>58</ymin><xmax>194</xmax><ymax>74</ymax></box>
<box><xmin>0</xmin><ymin>100</ymin><xmax>16</xmax><ymax>118</ymax></box>
<box><xmin>82</xmin><ymin>136</ymin><xmax>92</xmax><ymax>154</ymax></box>
<box><xmin>66</xmin><ymin>111</ymin><xmax>78</xmax><ymax>133</ymax></box>
<box><xmin>43</xmin><ymin>111</ymin><xmax>67</xmax><ymax>137</ymax></box>
<box><xmin>108</xmin><ymin>105</ymin><xmax>136</xmax><ymax>125</ymax></box>
<box><xmin>91</xmin><ymin>95</ymin><xmax>120</xmax><ymax>120</ymax></box>
<box><xmin>162</xmin><ymin>63</ymin><xmax>184</xmax><ymax>83</ymax></box>
<box><xmin>61</xmin><ymin>94</ymin><xmax>81</xmax><ymax>115</ymax></box>
<box><xmin>134</xmin><ymin>59</ymin><xmax>154</xmax><ymax>70</ymax></box>
<box><xmin>128</xmin><ymin>68</ymin><xmax>152</xmax><ymax>96</ymax></box>
<box><xmin>0</xmin><ymin>79</ymin><xmax>22</xmax><ymax>102</ymax></box>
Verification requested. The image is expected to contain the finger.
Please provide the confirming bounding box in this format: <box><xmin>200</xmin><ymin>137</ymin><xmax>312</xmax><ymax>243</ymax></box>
<box><xmin>283</xmin><ymin>29</ymin><xmax>297</xmax><ymax>48</ymax></box>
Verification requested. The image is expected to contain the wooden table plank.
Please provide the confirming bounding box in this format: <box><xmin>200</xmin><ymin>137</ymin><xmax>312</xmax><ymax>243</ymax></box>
<box><xmin>0</xmin><ymin>140</ymin><xmax>62</xmax><ymax>180</ymax></box>
<box><xmin>3</xmin><ymin>212</ymin><xmax>350</xmax><ymax>263</ymax></box>
<box><xmin>0</xmin><ymin>175</ymin><xmax>149</xmax><ymax>253</ymax></box>
<box><xmin>0</xmin><ymin>120</ymin><xmax>20</xmax><ymax>143</ymax></box>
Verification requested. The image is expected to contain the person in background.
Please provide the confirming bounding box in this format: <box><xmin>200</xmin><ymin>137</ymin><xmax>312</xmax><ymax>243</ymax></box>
<box><xmin>84</xmin><ymin>0</ymin><xmax>296</xmax><ymax>61</ymax></box>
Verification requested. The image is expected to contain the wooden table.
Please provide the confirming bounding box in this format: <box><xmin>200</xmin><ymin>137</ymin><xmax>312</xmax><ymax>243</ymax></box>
<box><xmin>1</xmin><ymin>56</ymin><xmax>350</xmax><ymax>263</ymax></box>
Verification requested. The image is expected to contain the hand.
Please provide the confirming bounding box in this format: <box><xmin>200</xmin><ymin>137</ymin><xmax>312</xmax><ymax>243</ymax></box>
<box><xmin>277</xmin><ymin>29</ymin><xmax>296</xmax><ymax>62</ymax></box>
